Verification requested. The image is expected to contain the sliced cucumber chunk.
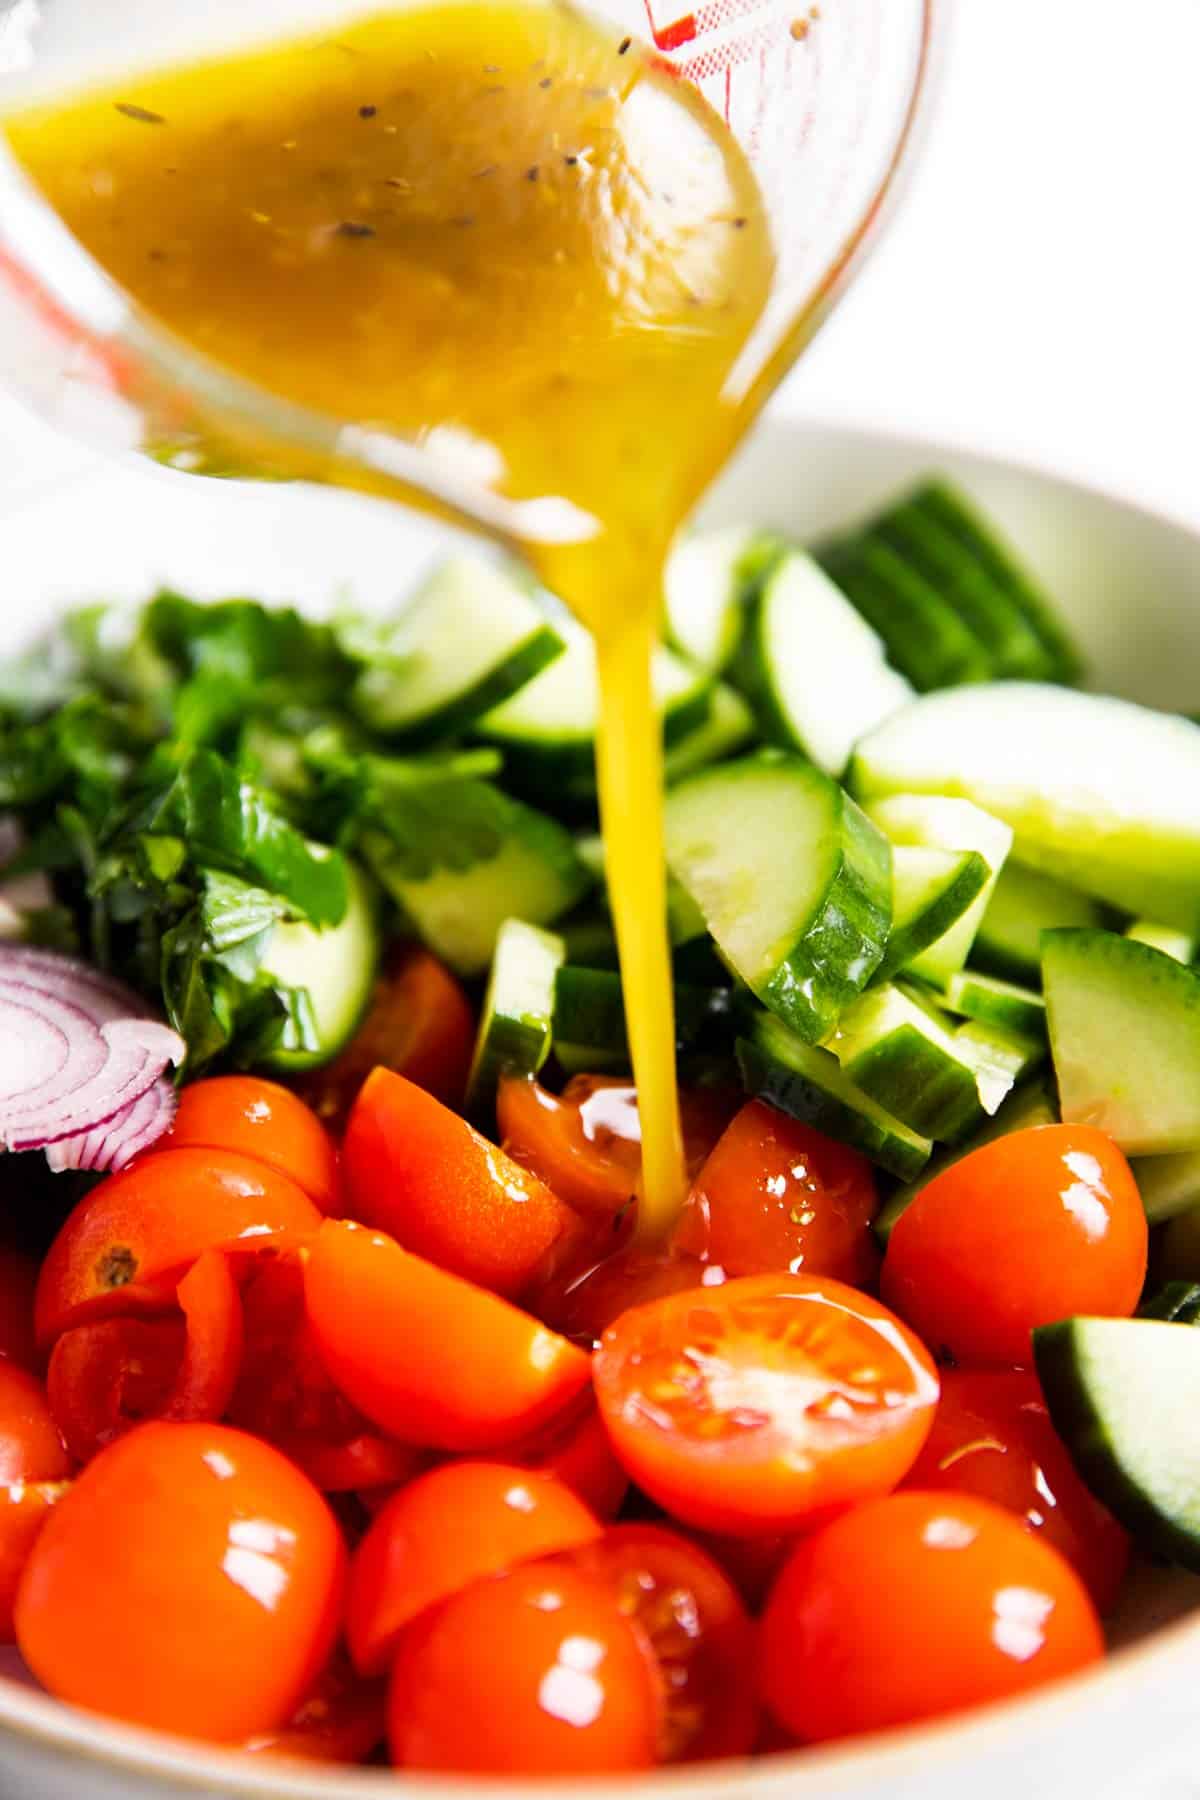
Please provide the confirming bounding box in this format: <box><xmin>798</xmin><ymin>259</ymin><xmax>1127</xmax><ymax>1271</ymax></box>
<box><xmin>1034</xmin><ymin>1316</ymin><xmax>1200</xmax><ymax>1571</ymax></box>
<box><xmin>972</xmin><ymin>860</ymin><xmax>1108</xmax><ymax>985</ymax></box>
<box><xmin>663</xmin><ymin>526</ymin><xmax>776</xmax><ymax>674</ymax></box>
<box><xmin>1139</xmin><ymin>1283</ymin><xmax>1200</xmax><ymax>1324</ymax></box>
<box><xmin>665</xmin><ymin>753</ymin><xmax>891</xmax><ymax>1043</ymax></box>
<box><xmin>871</xmin><ymin>498</ymin><xmax>1057</xmax><ymax>681</ymax></box>
<box><xmin>873</xmin><ymin>847</ymin><xmax>991</xmax><ymax>988</ymax></box>
<box><xmin>826</xmin><ymin>983</ymin><xmax>984</xmax><ymax>1143</ymax></box>
<box><xmin>465</xmin><ymin>918</ymin><xmax>565</xmax><ymax>1117</ymax></box>
<box><xmin>952</xmin><ymin>1017</ymin><xmax>1046</xmax><ymax>1114</ymax></box>
<box><xmin>912</xmin><ymin>480</ymin><xmax>1083</xmax><ymax>684</ymax></box>
<box><xmin>351</xmin><ymin>556</ymin><xmax>564</xmax><ymax>739</ymax></box>
<box><xmin>1132</xmin><ymin>1152</ymin><xmax>1200</xmax><ymax>1227</ymax></box>
<box><xmin>259</xmin><ymin>858</ymin><xmax>379</xmax><ymax>1071</ymax></box>
<box><xmin>851</xmin><ymin>684</ymin><xmax>1200</xmax><ymax>931</ymax></box>
<box><xmin>735</xmin><ymin>551</ymin><xmax>913</xmax><ymax>776</ymax></box>
<box><xmin>1043</xmin><ymin>928</ymin><xmax>1200</xmax><ymax>1154</ymax></box>
<box><xmin>367</xmin><ymin>797</ymin><xmax>588</xmax><ymax>978</ymax></box>
<box><xmin>865</xmin><ymin>794</ymin><xmax>1012</xmax><ymax>986</ymax></box>
<box><xmin>572</xmin><ymin>833</ymin><xmax>709</xmax><ymax>951</ymax></box>
<box><xmin>478</xmin><ymin>621</ymin><xmax>711</xmax><ymax>776</ymax></box>
<box><xmin>942</xmin><ymin>970</ymin><xmax>1046</xmax><ymax>1041</ymax></box>
<box><xmin>664</xmin><ymin>683</ymin><xmax>756</xmax><ymax>784</ymax></box>
<box><xmin>736</xmin><ymin>1007</ymin><xmax>931</xmax><ymax>1181</ymax></box>
<box><xmin>1126</xmin><ymin>919</ymin><xmax>1197</xmax><ymax>964</ymax></box>
<box><xmin>819</xmin><ymin>538</ymin><xmax>993</xmax><ymax>692</ymax></box>
<box><xmin>559</xmin><ymin>910</ymin><xmax>619</xmax><ymax>970</ymax></box>
<box><xmin>552</xmin><ymin>964</ymin><xmax>730</xmax><ymax>1072</ymax></box>
<box><xmin>874</xmin><ymin>1076</ymin><xmax>1057</xmax><ymax>1244</ymax></box>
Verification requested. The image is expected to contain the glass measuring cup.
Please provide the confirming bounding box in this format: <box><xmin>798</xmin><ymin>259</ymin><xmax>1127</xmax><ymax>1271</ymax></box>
<box><xmin>0</xmin><ymin>0</ymin><xmax>935</xmax><ymax>543</ymax></box>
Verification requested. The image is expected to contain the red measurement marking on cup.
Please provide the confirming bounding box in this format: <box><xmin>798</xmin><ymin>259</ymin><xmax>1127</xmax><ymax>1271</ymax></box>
<box><xmin>642</xmin><ymin>0</ymin><xmax>797</xmax><ymax>117</ymax></box>
<box><xmin>0</xmin><ymin>243</ymin><xmax>131</xmax><ymax>394</ymax></box>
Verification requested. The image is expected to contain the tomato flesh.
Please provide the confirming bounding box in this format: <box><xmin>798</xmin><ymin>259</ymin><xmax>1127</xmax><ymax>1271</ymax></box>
<box><xmin>593</xmin><ymin>1273</ymin><xmax>939</xmax><ymax>1535</ymax></box>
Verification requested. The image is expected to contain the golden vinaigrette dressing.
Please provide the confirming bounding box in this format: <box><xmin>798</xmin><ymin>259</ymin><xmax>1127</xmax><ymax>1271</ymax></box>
<box><xmin>6</xmin><ymin>2</ymin><xmax>776</xmax><ymax>1236</ymax></box>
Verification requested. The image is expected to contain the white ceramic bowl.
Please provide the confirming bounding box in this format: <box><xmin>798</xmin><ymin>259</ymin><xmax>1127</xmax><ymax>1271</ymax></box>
<box><xmin>1</xmin><ymin>414</ymin><xmax>1199</xmax><ymax>1799</ymax></box>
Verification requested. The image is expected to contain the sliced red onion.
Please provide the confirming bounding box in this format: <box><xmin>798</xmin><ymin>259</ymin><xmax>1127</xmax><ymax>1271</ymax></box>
<box><xmin>45</xmin><ymin>1076</ymin><xmax>178</xmax><ymax>1175</ymax></box>
<box><xmin>0</xmin><ymin>946</ymin><xmax>185</xmax><ymax>1162</ymax></box>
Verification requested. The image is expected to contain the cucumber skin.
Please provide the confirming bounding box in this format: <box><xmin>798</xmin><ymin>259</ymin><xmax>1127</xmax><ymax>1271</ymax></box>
<box><xmin>872</xmin><ymin>851</ymin><xmax>990</xmax><ymax>987</ymax></box>
<box><xmin>841</xmin><ymin>1023</ymin><xmax>984</xmax><ymax>1144</ymax></box>
<box><xmin>736</xmin><ymin>1035</ymin><xmax>930</xmax><ymax>1182</ymax></box>
<box><xmin>1034</xmin><ymin>1318</ymin><xmax>1200</xmax><ymax>1572</ymax></box>
<box><xmin>820</xmin><ymin>539</ymin><xmax>992</xmax><ymax>692</ymax></box>
<box><xmin>757</xmin><ymin>790</ymin><xmax>892</xmax><ymax>1044</ymax></box>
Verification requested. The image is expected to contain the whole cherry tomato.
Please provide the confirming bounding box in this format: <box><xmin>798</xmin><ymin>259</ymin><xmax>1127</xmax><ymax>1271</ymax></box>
<box><xmin>35</xmin><ymin>1149</ymin><xmax>320</xmax><ymax>1348</ymax></box>
<box><xmin>568</xmin><ymin>1524</ymin><xmax>758</xmax><ymax>1761</ymax></box>
<box><xmin>16</xmin><ymin>1422</ymin><xmax>346</xmax><ymax>1742</ymax></box>
<box><xmin>347</xmin><ymin>1461</ymin><xmax>601</xmax><ymax>1676</ymax></box>
<box><xmin>0</xmin><ymin>1480</ymin><xmax>69</xmax><ymax>1641</ymax></box>
<box><xmin>0</xmin><ymin>1361</ymin><xmax>70</xmax><ymax>1484</ymax></box>
<box><xmin>901</xmin><ymin>1366</ymin><xmax>1130</xmax><ymax>1612</ymax></box>
<box><xmin>297</xmin><ymin>943</ymin><xmax>475</xmax><ymax>1131</ymax></box>
<box><xmin>226</xmin><ymin>1251</ymin><xmax>421</xmax><ymax>1493</ymax></box>
<box><xmin>388</xmin><ymin>1560</ymin><xmax>661</xmax><ymax>1775</ymax></box>
<box><xmin>343</xmin><ymin>1069</ymin><xmax>577</xmax><ymax>1299</ymax></box>
<box><xmin>593</xmin><ymin>1273</ymin><xmax>938</xmax><ymax>1535</ymax></box>
<box><xmin>46</xmin><ymin>1251</ymin><xmax>243</xmax><ymax>1464</ymax></box>
<box><xmin>675</xmin><ymin>1101</ymin><xmax>879</xmax><ymax>1285</ymax></box>
<box><xmin>759</xmin><ymin>1490</ymin><xmax>1104</xmax><ymax>1742</ymax></box>
<box><xmin>882</xmin><ymin>1125</ymin><xmax>1147</xmax><ymax>1365</ymax></box>
<box><xmin>304</xmin><ymin>1220</ymin><xmax>591</xmax><ymax>1453</ymax></box>
<box><xmin>164</xmin><ymin>1076</ymin><xmax>339</xmax><ymax>1212</ymax></box>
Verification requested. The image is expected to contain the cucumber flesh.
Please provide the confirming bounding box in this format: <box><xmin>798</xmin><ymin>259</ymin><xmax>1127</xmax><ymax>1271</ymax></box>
<box><xmin>1132</xmin><ymin>1152</ymin><xmax>1200</xmax><ymax>1227</ymax></box>
<box><xmin>1126</xmin><ymin>919</ymin><xmax>1197</xmax><ymax>964</ymax></box>
<box><xmin>820</xmin><ymin>538</ymin><xmax>992</xmax><ymax>692</ymax></box>
<box><xmin>1034</xmin><ymin>1316</ymin><xmax>1200</xmax><ymax>1571</ymax></box>
<box><xmin>826</xmin><ymin>984</ymin><xmax>984</xmax><ymax>1143</ymax></box>
<box><xmin>952</xmin><ymin>1017</ymin><xmax>1046</xmax><ymax>1114</ymax></box>
<box><xmin>260</xmin><ymin>858</ymin><xmax>379</xmax><ymax>1071</ymax></box>
<box><xmin>851</xmin><ymin>683</ymin><xmax>1200</xmax><ymax>931</ymax></box>
<box><xmin>737</xmin><ymin>1007</ymin><xmax>931</xmax><ymax>1181</ymax></box>
<box><xmin>865</xmin><ymin>794</ymin><xmax>1012</xmax><ymax>985</ymax></box>
<box><xmin>665</xmin><ymin>753</ymin><xmax>891</xmax><ymax>1043</ymax></box>
<box><xmin>478</xmin><ymin>621</ymin><xmax>711</xmax><ymax>773</ymax></box>
<box><xmin>465</xmin><ymin>918</ymin><xmax>565</xmax><ymax>1117</ymax></box>
<box><xmin>352</xmin><ymin>556</ymin><xmax>563</xmax><ymax>738</ymax></box>
<box><xmin>874</xmin><ymin>1076</ymin><xmax>1057</xmax><ymax>1243</ymax></box>
<box><xmin>942</xmin><ymin>970</ymin><xmax>1047</xmax><ymax>1041</ymax></box>
<box><xmin>1043</xmin><ymin>928</ymin><xmax>1200</xmax><ymax>1154</ymax></box>
<box><xmin>736</xmin><ymin>551</ymin><xmax>913</xmax><ymax>776</ymax></box>
<box><xmin>873</xmin><ymin>847</ymin><xmax>991</xmax><ymax>988</ymax></box>
<box><xmin>662</xmin><ymin>526</ymin><xmax>775</xmax><ymax>674</ymax></box>
<box><xmin>664</xmin><ymin>684</ymin><xmax>756</xmax><ymax>785</ymax></box>
<box><xmin>972</xmin><ymin>860</ymin><xmax>1107</xmax><ymax>985</ymax></box>
<box><xmin>369</xmin><ymin>799</ymin><xmax>588</xmax><ymax>978</ymax></box>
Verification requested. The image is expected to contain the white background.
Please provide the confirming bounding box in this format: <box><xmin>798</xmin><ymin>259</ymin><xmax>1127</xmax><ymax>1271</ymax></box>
<box><xmin>1</xmin><ymin>0</ymin><xmax>1199</xmax><ymax>524</ymax></box>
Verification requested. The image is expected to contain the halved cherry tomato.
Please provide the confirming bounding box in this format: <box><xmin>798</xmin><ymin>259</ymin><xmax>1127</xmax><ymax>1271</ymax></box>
<box><xmin>304</xmin><ymin>1220</ymin><xmax>591</xmax><ymax>1452</ymax></box>
<box><xmin>16</xmin><ymin>1422</ymin><xmax>346</xmax><ymax>1742</ymax></box>
<box><xmin>498</xmin><ymin>1394</ymin><xmax>629</xmax><ymax>1520</ymax></box>
<box><xmin>593</xmin><ymin>1273</ymin><xmax>939</xmax><ymax>1535</ymax></box>
<box><xmin>675</xmin><ymin>1101</ymin><xmax>879</xmax><ymax>1285</ymax></box>
<box><xmin>35</xmin><ymin>1149</ymin><xmax>321</xmax><ymax>1349</ymax></box>
<box><xmin>164</xmin><ymin>1076</ymin><xmax>339</xmax><ymax>1213</ymax></box>
<box><xmin>227</xmin><ymin>1252</ymin><xmax>422</xmax><ymax>1493</ymax></box>
<box><xmin>46</xmin><ymin>1252</ymin><xmax>244</xmax><ymax>1464</ymax></box>
<box><xmin>347</xmin><ymin>1461</ymin><xmax>601</xmax><ymax>1676</ymax></box>
<box><xmin>498</xmin><ymin>1075</ymin><xmax>737</xmax><ymax>1224</ymax></box>
<box><xmin>760</xmin><ymin>1490</ymin><xmax>1104</xmax><ymax>1742</ymax></box>
<box><xmin>0</xmin><ymin>1361</ymin><xmax>70</xmax><ymax>1483</ymax></box>
<box><xmin>569</xmin><ymin>1524</ymin><xmax>757</xmax><ymax>1761</ymax></box>
<box><xmin>901</xmin><ymin>1366</ymin><xmax>1131</xmax><ymax>1613</ymax></box>
<box><xmin>242</xmin><ymin>1651</ymin><xmax>386</xmax><ymax>1766</ymax></box>
<box><xmin>882</xmin><ymin>1125</ymin><xmax>1147</xmax><ymax>1366</ymax></box>
<box><xmin>388</xmin><ymin>1559</ymin><xmax>661</xmax><ymax>1774</ymax></box>
<box><xmin>0</xmin><ymin>1245</ymin><xmax>40</xmax><ymax>1371</ymax></box>
<box><xmin>0</xmin><ymin>1480</ymin><xmax>69</xmax><ymax>1641</ymax></box>
<box><xmin>343</xmin><ymin>1069</ymin><xmax>577</xmax><ymax>1299</ymax></box>
<box><xmin>298</xmin><ymin>943</ymin><xmax>474</xmax><ymax>1131</ymax></box>
<box><xmin>533</xmin><ymin>1245</ymin><xmax>722</xmax><ymax>1348</ymax></box>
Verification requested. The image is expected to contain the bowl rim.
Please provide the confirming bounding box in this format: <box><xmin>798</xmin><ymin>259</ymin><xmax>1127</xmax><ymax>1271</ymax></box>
<box><xmin>1</xmin><ymin>406</ymin><xmax>1200</xmax><ymax>1792</ymax></box>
